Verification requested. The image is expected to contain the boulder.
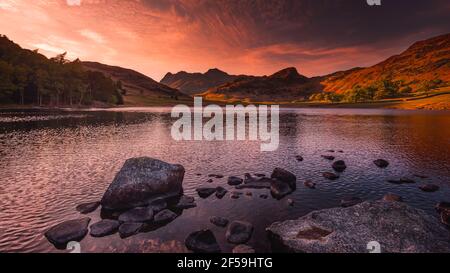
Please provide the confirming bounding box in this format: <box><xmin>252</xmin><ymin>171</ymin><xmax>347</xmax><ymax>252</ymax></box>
<box><xmin>45</xmin><ymin>218</ymin><xmax>90</xmax><ymax>247</ymax></box>
<box><xmin>271</xmin><ymin>168</ymin><xmax>297</xmax><ymax>190</ymax></box>
<box><xmin>215</xmin><ymin>187</ymin><xmax>228</xmax><ymax>199</ymax></box>
<box><xmin>154</xmin><ymin>209</ymin><xmax>178</xmax><ymax>223</ymax></box>
<box><xmin>383</xmin><ymin>193</ymin><xmax>403</xmax><ymax>202</ymax></box>
<box><xmin>90</xmin><ymin>219</ymin><xmax>120</xmax><ymax>237</ymax></box>
<box><xmin>101</xmin><ymin>157</ymin><xmax>185</xmax><ymax>210</ymax></box>
<box><xmin>267</xmin><ymin>201</ymin><xmax>450</xmax><ymax>253</ymax></box>
<box><xmin>196</xmin><ymin>187</ymin><xmax>217</xmax><ymax>198</ymax></box>
<box><xmin>226</xmin><ymin>221</ymin><xmax>254</xmax><ymax>244</ymax></box>
<box><xmin>185</xmin><ymin>230</ymin><xmax>221</xmax><ymax>253</ymax></box>
<box><xmin>323</xmin><ymin>172</ymin><xmax>339</xmax><ymax>180</ymax></box>
<box><xmin>118</xmin><ymin>207</ymin><xmax>154</xmax><ymax>223</ymax></box>
<box><xmin>374</xmin><ymin>159</ymin><xmax>389</xmax><ymax>168</ymax></box>
<box><xmin>270</xmin><ymin>180</ymin><xmax>294</xmax><ymax>199</ymax></box>
<box><xmin>232</xmin><ymin>245</ymin><xmax>256</xmax><ymax>254</ymax></box>
<box><xmin>332</xmin><ymin>161</ymin><xmax>347</xmax><ymax>172</ymax></box>
<box><xmin>210</xmin><ymin>216</ymin><xmax>229</xmax><ymax>227</ymax></box>
<box><xmin>228</xmin><ymin>176</ymin><xmax>244</xmax><ymax>186</ymax></box>
<box><xmin>119</xmin><ymin>222</ymin><xmax>143</xmax><ymax>238</ymax></box>
<box><xmin>76</xmin><ymin>201</ymin><xmax>100</xmax><ymax>214</ymax></box>
<box><xmin>419</xmin><ymin>184</ymin><xmax>440</xmax><ymax>192</ymax></box>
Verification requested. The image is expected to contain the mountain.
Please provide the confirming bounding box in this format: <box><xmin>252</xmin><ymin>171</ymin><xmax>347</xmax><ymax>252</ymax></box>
<box><xmin>201</xmin><ymin>67</ymin><xmax>320</xmax><ymax>102</ymax></box>
<box><xmin>82</xmin><ymin>62</ymin><xmax>191</xmax><ymax>106</ymax></box>
<box><xmin>160</xmin><ymin>68</ymin><xmax>239</xmax><ymax>95</ymax></box>
<box><xmin>321</xmin><ymin>33</ymin><xmax>450</xmax><ymax>93</ymax></box>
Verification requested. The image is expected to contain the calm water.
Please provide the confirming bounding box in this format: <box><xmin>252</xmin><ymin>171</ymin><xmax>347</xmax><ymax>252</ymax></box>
<box><xmin>0</xmin><ymin>108</ymin><xmax>449</xmax><ymax>253</ymax></box>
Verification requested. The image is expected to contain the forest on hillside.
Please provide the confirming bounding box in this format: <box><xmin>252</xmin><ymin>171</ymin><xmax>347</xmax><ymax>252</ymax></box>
<box><xmin>0</xmin><ymin>35</ymin><xmax>123</xmax><ymax>107</ymax></box>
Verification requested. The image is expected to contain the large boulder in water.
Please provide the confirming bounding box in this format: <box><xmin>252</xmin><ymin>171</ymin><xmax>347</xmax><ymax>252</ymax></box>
<box><xmin>267</xmin><ymin>200</ymin><xmax>450</xmax><ymax>253</ymax></box>
<box><xmin>101</xmin><ymin>157</ymin><xmax>185</xmax><ymax>210</ymax></box>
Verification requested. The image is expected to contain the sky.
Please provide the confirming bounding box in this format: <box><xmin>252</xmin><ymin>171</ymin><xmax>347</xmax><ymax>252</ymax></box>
<box><xmin>1</xmin><ymin>0</ymin><xmax>450</xmax><ymax>81</ymax></box>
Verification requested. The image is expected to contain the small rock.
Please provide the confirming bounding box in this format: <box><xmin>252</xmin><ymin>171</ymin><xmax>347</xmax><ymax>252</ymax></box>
<box><xmin>90</xmin><ymin>219</ymin><xmax>120</xmax><ymax>237</ymax></box>
<box><xmin>210</xmin><ymin>216</ymin><xmax>229</xmax><ymax>227</ymax></box>
<box><xmin>436</xmin><ymin>202</ymin><xmax>450</xmax><ymax>213</ymax></box>
<box><xmin>207</xmin><ymin>179</ymin><xmax>214</xmax><ymax>183</ymax></box>
<box><xmin>338</xmin><ymin>150</ymin><xmax>344</xmax><ymax>153</ymax></box>
<box><xmin>208</xmin><ymin>174</ymin><xmax>224</xmax><ymax>179</ymax></box>
<box><xmin>304</xmin><ymin>180</ymin><xmax>316</xmax><ymax>189</ymax></box>
<box><xmin>383</xmin><ymin>193</ymin><xmax>403</xmax><ymax>202</ymax></box>
<box><xmin>245</xmin><ymin>192</ymin><xmax>253</xmax><ymax>197</ymax></box>
<box><xmin>118</xmin><ymin>222</ymin><xmax>143</xmax><ymax>238</ymax></box>
<box><xmin>149</xmin><ymin>199</ymin><xmax>167</xmax><ymax>213</ymax></box>
<box><xmin>118</xmin><ymin>207</ymin><xmax>154</xmax><ymax>223</ymax></box>
<box><xmin>287</xmin><ymin>199</ymin><xmax>294</xmax><ymax>206</ymax></box>
<box><xmin>215</xmin><ymin>187</ymin><xmax>228</xmax><ymax>199</ymax></box>
<box><xmin>232</xmin><ymin>244</ymin><xmax>255</xmax><ymax>254</ymax></box>
<box><xmin>176</xmin><ymin>195</ymin><xmax>197</xmax><ymax>209</ymax></box>
<box><xmin>185</xmin><ymin>230</ymin><xmax>221</xmax><ymax>253</ymax></box>
<box><xmin>374</xmin><ymin>159</ymin><xmax>389</xmax><ymax>168</ymax></box>
<box><xmin>271</xmin><ymin>168</ymin><xmax>297</xmax><ymax>190</ymax></box>
<box><xmin>196</xmin><ymin>187</ymin><xmax>217</xmax><ymax>198</ymax></box>
<box><xmin>76</xmin><ymin>202</ymin><xmax>100</xmax><ymax>214</ymax></box>
<box><xmin>226</xmin><ymin>221</ymin><xmax>254</xmax><ymax>244</ymax></box>
<box><xmin>154</xmin><ymin>209</ymin><xmax>178</xmax><ymax>223</ymax></box>
<box><xmin>270</xmin><ymin>180</ymin><xmax>294</xmax><ymax>199</ymax></box>
<box><xmin>419</xmin><ymin>184</ymin><xmax>440</xmax><ymax>193</ymax></box>
<box><xmin>322</xmin><ymin>155</ymin><xmax>335</xmax><ymax>161</ymax></box>
<box><xmin>341</xmin><ymin>197</ymin><xmax>363</xmax><ymax>208</ymax></box>
<box><xmin>45</xmin><ymin>218</ymin><xmax>91</xmax><ymax>246</ymax></box>
<box><xmin>228</xmin><ymin>176</ymin><xmax>244</xmax><ymax>186</ymax></box>
<box><xmin>195</xmin><ymin>173</ymin><xmax>202</xmax><ymax>176</ymax></box>
<box><xmin>323</xmin><ymin>172</ymin><xmax>340</xmax><ymax>180</ymax></box>
<box><xmin>332</xmin><ymin>160</ymin><xmax>347</xmax><ymax>172</ymax></box>
<box><xmin>295</xmin><ymin>156</ymin><xmax>304</xmax><ymax>162</ymax></box>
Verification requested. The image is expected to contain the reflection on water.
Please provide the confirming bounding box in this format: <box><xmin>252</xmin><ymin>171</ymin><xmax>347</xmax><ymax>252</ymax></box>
<box><xmin>0</xmin><ymin>108</ymin><xmax>449</xmax><ymax>253</ymax></box>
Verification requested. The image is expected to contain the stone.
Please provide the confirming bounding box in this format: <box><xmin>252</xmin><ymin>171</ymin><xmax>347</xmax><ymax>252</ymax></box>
<box><xmin>295</xmin><ymin>156</ymin><xmax>304</xmax><ymax>162</ymax></box>
<box><xmin>322</xmin><ymin>155</ymin><xmax>335</xmax><ymax>161</ymax></box>
<box><xmin>76</xmin><ymin>201</ymin><xmax>100</xmax><ymax>214</ymax></box>
<box><xmin>226</xmin><ymin>221</ymin><xmax>254</xmax><ymax>244</ymax></box>
<box><xmin>232</xmin><ymin>245</ymin><xmax>255</xmax><ymax>254</ymax></box>
<box><xmin>196</xmin><ymin>187</ymin><xmax>216</xmax><ymax>198</ymax></box>
<box><xmin>148</xmin><ymin>198</ymin><xmax>167</xmax><ymax>213</ymax></box>
<box><xmin>228</xmin><ymin>176</ymin><xmax>244</xmax><ymax>186</ymax></box>
<box><xmin>332</xmin><ymin>160</ymin><xmax>347</xmax><ymax>172</ymax></box>
<box><xmin>267</xmin><ymin>201</ymin><xmax>450</xmax><ymax>253</ymax></box>
<box><xmin>215</xmin><ymin>187</ymin><xmax>228</xmax><ymax>199</ymax></box>
<box><xmin>118</xmin><ymin>207</ymin><xmax>154</xmax><ymax>223</ymax></box>
<box><xmin>323</xmin><ymin>172</ymin><xmax>339</xmax><ymax>180</ymax></box>
<box><xmin>210</xmin><ymin>216</ymin><xmax>229</xmax><ymax>227</ymax></box>
<box><xmin>154</xmin><ymin>209</ymin><xmax>178</xmax><ymax>223</ymax></box>
<box><xmin>208</xmin><ymin>174</ymin><xmax>224</xmax><ymax>179</ymax></box>
<box><xmin>270</xmin><ymin>180</ymin><xmax>294</xmax><ymax>199</ymax></box>
<box><xmin>419</xmin><ymin>184</ymin><xmax>440</xmax><ymax>192</ymax></box>
<box><xmin>45</xmin><ymin>218</ymin><xmax>90</xmax><ymax>247</ymax></box>
<box><xmin>118</xmin><ymin>222</ymin><xmax>143</xmax><ymax>238</ymax></box>
<box><xmin>185</xmin><ymin>230</ymin><xmax>221</xmax><ymax>253</ymax></box>
<box><xmin>271</xmin><ymin>168</ymin><xmax>297</xmax><ymax>190</ymax></box>
<box><xmin>304</xmin><ymin>180</ymin><xmax>316</xmax><ymax>189</ymax></box>
<box><xmin>101</xmin><ymin>157</ymin><xmax>185</xmax><ymax>210</ymax></box>
<box><xmin>387</xmin><ymin>178</ymin><xmax>416</xmax><ymax>184</ymax></box>
<box><xmin>176</xmin><ymin>195</ymin><xmax>197</xmax><ymax>209</ymax></box>
<box><xmin>340</xmin><ymin>197</ymin><xmax>363</xmax><ymax>208</ymax></box>
<box><xmin>89</xmin><ymin>219</ymin><xmax>120</xmax><ymax>237</ymax></box>
<box><xmin>383</xmin><ymin>193</ymin><xmax>403</xmax><ymax>202</ymax></box>
<box><xmin>374</xmin><ymin>159</ymin><xmax>389</xmax><ymax>168</ymax></box>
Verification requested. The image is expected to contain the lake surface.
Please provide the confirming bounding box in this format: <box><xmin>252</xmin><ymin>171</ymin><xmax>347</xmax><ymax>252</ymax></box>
<box><xmin>0</xmin><ymin>107</ymin><xmax>449</xmax><ymax>253</ymax></box>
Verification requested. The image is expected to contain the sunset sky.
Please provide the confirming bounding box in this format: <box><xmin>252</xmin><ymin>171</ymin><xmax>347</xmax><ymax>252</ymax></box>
<box><xmin>1</xmin><ymin>0</ymin><xmax>450</xmax><ymax>80</ymax></box>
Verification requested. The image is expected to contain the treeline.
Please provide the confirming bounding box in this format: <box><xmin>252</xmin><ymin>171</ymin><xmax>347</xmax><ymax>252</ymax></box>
<box><xmin>309</xmin><ymin>79</ymin><xmax>447</xmax><ymax>103</ymax></box>
<box><xmin>0</xmin><ymin>35</ymin><xmax>123</xmax><ymax>106</ymax></box>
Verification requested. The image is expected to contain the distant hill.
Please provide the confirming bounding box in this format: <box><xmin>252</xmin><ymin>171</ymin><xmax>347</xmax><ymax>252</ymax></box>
<box><xmin>201</xmin><ymin>67</ymin><xmax>321</xmax><ymax>103</ymax></box>
<box><xmin>160</xmin><ymin>68</ymin><xmax>239</xmax><ymax>95</ymax></box>
<box><xmin>82</xmin><ymin>62</ymin><xmax>191</xmax><ymax>106</ymax></box>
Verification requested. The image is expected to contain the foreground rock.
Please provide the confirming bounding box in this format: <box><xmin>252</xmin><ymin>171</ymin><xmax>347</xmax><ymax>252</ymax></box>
<box><xmin>226</xmin><ymin>221</ymin><xmax>254</xmax><ymax>244</ymax></box>
<box><xmin>436</xmin><ymin>202</ymin><xmax>450</xmax><ymax>213</ymax></box>
<box><xmin>90</xmin><ymin>219</ymin><xmax>120</xmax><ymax>237</ymax></box>
<box><xmin>374</xmin><ymin>159</ymin><xmax>389</xmax><ymax>168</ymax></box>
<box><xmin>267</xmin><ymin>201</ymin><xmax>450</xmax><ymax>253</ymax></box>
<box><xmin>76</xmin><ymin>202</ymin><xmax>100</xmax><ymax>214</ymax></box>
<box><xmin>185</xmin><ymin>230</ymin><xmax>221</xmax><ymax>253</ymax></box>
<box><xmin>118</xmin><ymin>207</ymin><xmax>154</xmax><ymax>223</ymax></box>
<box><xmin>45</xmin><ymin>218</ymin><xmax>91</xmax><ymax>247</ymax></box>
<box><xmin>101</xmin><ymin>157</ymin><xmax>185</xmax><ymax>210</ymax></box>
<box><xmin>119</xmin><ymin>222</ymin><xmax>143</xmax><ymax>238</ymax></box>
<box><xmin>232</xmin><ymin>245</ymin><xmax>256</xmax><ymax>254</ymax></box>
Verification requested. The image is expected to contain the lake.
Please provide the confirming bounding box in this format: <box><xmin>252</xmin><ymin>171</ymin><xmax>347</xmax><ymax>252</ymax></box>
<box><xmin>0</xmin><ymin>107</ymin><xmax>449</xmax><ymax>253</ymax></box>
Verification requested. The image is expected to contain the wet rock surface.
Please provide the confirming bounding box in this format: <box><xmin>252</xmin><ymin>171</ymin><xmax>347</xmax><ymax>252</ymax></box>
<box><xmin>185</xmin><ymin>230</ymin><xmax>221</xmax><ymax>253</ymax></box>
<box><xmin>226</xmin><ymin>221</ymin><xmax>254</xmax><ymax>244</ymax></box>
<box><xmin>175</xmin><ymin>195</ymin><xmax>197</xmax><ymax>209</ymax></box>
<box><xmin>90</xmin><ymin>219</ymin><xmax>120</xmax><ymax>237</ymax></box>
<box><xmin>45</xmin><ymin>218</ymin><xmax>91</xmax><ymax>247</ymax></box>
<box><xmin>76</xmin><ymin>202</ymin><xmax>100</xmax><ymax>214</ymax></box>
<box><xmin>374</xmin><ymin>159</ymin><xmax>389</xmax><ymax>168</ymax></box>
<box><xmin>304</xmin><ymin>180</ymin><xmax>316</xmax><ymax>189</ymax></box>
<box><xmin>118</xmin><ymin>207</ymin><xmax>154</xmax><ymax>223</ymax></box>
<box><xmin>383</xmin><ymin>193</ymin><xmax>403</xmax><ymax>202</ymax></box>
<box><xmin>119</xmin><ymin>222</ymin><xmax>143</xmax><ymax>238</ymax></box>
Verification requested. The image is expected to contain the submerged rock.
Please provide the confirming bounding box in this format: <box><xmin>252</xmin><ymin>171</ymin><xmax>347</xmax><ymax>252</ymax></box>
<box><xmin>419</xmin><ymin>184</ymin><xmax>440</xmax><ymax>192</ymax></box>
<box><xmin>304</xmin><ymin>180</ymin><xmax>316</xmax><ymax>189</ymax></box>
<box><xmin>90</xmin><ymin>219</ymin><xmax>120</xmax><ymax>237</ymax></box>
<box><xmin>176</xmin><ymin>195</ymin><xmax>196</xmax><ymax>209</ymax></box>
<box><xmin>232</xmin><ymin>244</ymin><xmax>256</xmax><ymax>254</ymax></box>
<box><xmin>119</xmin><ymin>222</ymin><xmax>143</xmax><ymax>238</ymax></box>
<box><xmin>101</xmin><ymin>157</ymin><xmax>185</xmax><ymax>210</ymax></box>
<box><xmin>76</xmin><ymin>201</ymin><xmax>100</xmax><ymax>214</ymax></box>
<box><xmin>210</xmin><ymin>216</ymin><xmax>229</xmax><ymax>227</ymax></box>
<box><xmin>154</xmin><ymin>209</ymin><xmax>178</xmax><ymax>223</ymax></box>
<box><xmin>332</xmin><ymin>160</ymin><xmax>347</xmax><ymax>172</ymax></box>
<box><xmin>374</xmin><ymin>159</ymin><xmax>389</xmax><ymax>168</ymax></box>
<box><xmin>148</xmin><ymin>199</ymin><xmax>167</xmax><ymax>213</ymax></box>
<box><xmin>215</xmin><ymin>187</ymin><xmax>228</xmax><ymax>199</ymax></box>
<box><xmin>196</xmin><ymin>187</ymin><xmax>217</xmax><ymax>198</ymax></box>
<box><xmin>118</xmin><ymin>207</ymin><xmax>154</xmax><ymax>223</ymax></box>
<box><xmin>270</xmin><ymin>180</ymin><xmax>294</xmax><ymax>199</ymax></box>
<box><xmin>185</xmin><ymin>230</ymin><xmax>221</xmax><ymax>253</ymax></box>
<box><xmin>323</xmin><ymin>172</ymin><xmax>339</xmax><ymax>180</ymax></box>
<box><xmin>271</xmin><ymin>168</ymin><xmax>297</xmax><ymax>190</ymax></box>
<box><xmin>267</xmin><ymin>201</ymin><xmax>450</xmax><ymax>253</ymax></box>
<box><xmin>340</xmin><ymin>197</ymin><xmax>363</xmax><ymax>208</ymax></box>
<box><xmin>321</xmin><ymin>155</ymin><xmax>335</xmax><ymax>161</ymax></box>
<box><xmin>383</xmin><ymin>193</ymin><xmax>403</xmax><ymax>202</ymax></box>
<box><xmin>226</xmin><ymin>221</ymin><xmax>254</xmax><ymax>244</ymax></box>
<box><xmin>228</xmin><ymin>176</ymin><xmax>244</xmax><ymax>186</ymax></box>
<box><xmin>45</xmin><ymin>218</ymin><xmax>91</xmax><ymax>247</ymax></box>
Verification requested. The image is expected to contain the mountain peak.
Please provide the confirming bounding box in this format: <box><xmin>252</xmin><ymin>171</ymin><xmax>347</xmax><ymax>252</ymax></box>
<box><xmin>270</xmin><ymin>67</ymin><xmax>306</xmax><ymax>80</ymax></box>
<box><xmin>205</xmin><ymin>68</ymin><xmax>227</xmax><ymax>76</ymax></box>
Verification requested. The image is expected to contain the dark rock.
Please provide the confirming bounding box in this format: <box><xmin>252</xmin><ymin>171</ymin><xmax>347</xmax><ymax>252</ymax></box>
<box><xmin>436</xmin><ymin>202</ymin><xmax>450</xmax><ymax>213</ymax></box>
<box><xmin>231</xmin><ymin>192</ymin><xmax>242</xmax><ymax>199</ymax></box>
<box><xmin>195</xmin><ymin>173</ymin><xmax>202</xmax><ymax>176</ymax></box>
<box><xmin>254</xmin><ymin>173</ymin><xmax>266</xmax><ymax>177</ymax></box>
<box><xmin>101</xmin><ymin>157</ymin><xmax>185</xmax><ymax>210</ymax></box>
<box><xmin>208</xmin><ymin>174</ymin><xmax>224</xmax><ymax>179</ymax></box>
<box><xmin>228</xmin><ymin>176</ymin><xmax>244</xmax><ymax>186</ymax></box>
<box><xmin>45</xmin><ymin>218</ymin><xmax>90</xmax><ymax>246</ymax></box>
<box><xmin>89</xmin><ymin>219</ymin><xmax>120</xmax><ymax>237</ymax></box>
<box><xmin>267</xmin><ymin>201</ymin><xmax>450</xmax><ymax>253</ymax></box>
<box><xmin>271</xmin><ymin>168</ymin><xmax>297</xmax><ymax>190</ymax></box>
<box><xmin>419</xmin><ymin>184</ymin><xmax>440</xmax><ymax>192</ymax></box>
<box><xmin>226</xmin><ymin>221</ymin><xmax>254</xmax><ymax>244</ymax></box>
<box><xmin>441</xmin><ymin>211</ymin><xmax>450</xmax><ymax>227</ymax></box>
<box><xmin>374</xmin><ymin>159</ymin><xmax>389</xmax><ymax>168</ymax></box>
<box><xmin>383</xmin><ymin>193</ymin><xmax>403</xmax><ymax>202</ymax></box>
<box><xmin>149</xmin><ymin>198</ymin><xmax>167</xmax><ymax>213</ymax></box>
<box><xmin>196</xmin><ymin>187</ymin><xmax>217</xmax><ymax>198</ymax></box>
<box><xmin>323</xmin><ymin>172</ymin><xmax>339</xmax><ymax>180</ymax></box>
<box><xmin>176</xmin><ymin>195</ymin><xmax>197</xmax><ymax>209</ymax></box>
<box><xmin>215</xmin><ymin>187</ymin><xmax>228</xmax><ymax>199</ymax></box>
<box><xmin>340</xmin><ymin>197</ymin><xmax>363</xmax><ymax>208</ymax></box>
<box><xmin>295</xmin><ymin>156</ymin><xmax>304</xmax><ymax>162</ymax></box>
<box><xmin>387</xmin><ymin>178</ymin><xmax>416</xmax><ymax>184</ymax></box>
<box><xmin>207</xmin><ymin>179</ymin><xmax>213</xmax><ymax>183</ymax></box>
<box><xmin>232</xmin><ymin>244</ymin><xmax>255</xmax><ymax>254</ymax></box>
<box><xmin>304</xmin><ymin>180</ymin><xmax>316</xmax><ymax>189</ymax></box>
<box><xmin>270</xmin><ymin>180</ymin><xmax>294</xmax><ymax>199</ymax></box>
<box><xmin>185</xmin><ymin>230</ymin><xmax>221</xmax><ymax>253</ymax></box>
<box><xmin>118</xmin><ymin>207</ymin><xmax>154</xmax><ymax>223</ymax></box>
<box><xmin>338</xmin><ymin>150</ymin><xmax>344</xmax><ymax>153</ymax></box>
<box><xmin>332</xmin><ymin>160</ymin><xmax>347</xmax><ymax>172</ymax></box>
<box><xmin>210</xmin><ymin>216</ymin><xmax>229</xmax><ymax>227</ymax></box>
<box><xmin>260</xmin><ymin>194</ymin><xmax>268</xmax><ymax>199</ymax></box>
<box><xmin>76</xmin><ymin>202</ymin><xmax>100</xmax><ymax>214</ymax></box>
<box><xmin>327</xmin><ymin>150</ymin><xmax>335</xmax><ymax>153</ymax></box>
<box><xmin>154</xmin><ymin>209</ymin><xmax>178</xmax><ymax>223</ymax></box>
<box><xmin>322</xmin><ymin>155</ymin><xmax>335</xmax><ymax>161</ymax></box>
<box><xmin>118</xmin><ymin>222</ymin><xmax>143</xmax><ymax>238</ymax></box>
